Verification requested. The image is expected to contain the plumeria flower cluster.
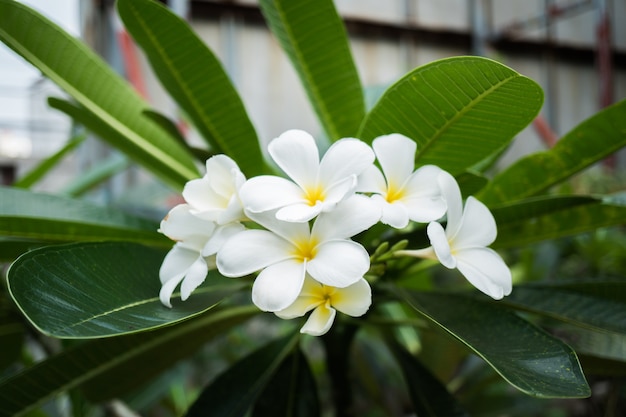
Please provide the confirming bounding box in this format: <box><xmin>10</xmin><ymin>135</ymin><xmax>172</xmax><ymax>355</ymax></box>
<box><xmin>158</xmin><ymin>129</ymin><xmax>512</xmax><ymax>336</ymax></box>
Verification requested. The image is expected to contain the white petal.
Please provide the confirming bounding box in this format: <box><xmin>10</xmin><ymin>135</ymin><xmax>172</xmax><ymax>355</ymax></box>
<box><xmin>451</xmin><ymin>197</ymin><xmax>497</xmax><ymax>249</ymax></box>
<box><xmin>455</xmin><ymin>247</ymin><xmax>512</xmax><ymax>299</ymax></box>
<box><xmin>246</xmin><ymin>209</ymin><xmax>311</xmax><ymax>244</ymax></box>
<box><xmin>380</xmin><ymin>199</ymin><xmax>410</xmax><ymax>229</ymax></box>
<box><xmin>239</xmin><ymin>175</ymin><xmax>305</xmax><ymax>213</ymax></box>
<box><xmin>202</xmin><ymin>222</ymin><xmax>245</xmax><ymax>257</ymax></box>
<box><xmin>180</xmin><ymin>257</ymin><xmax>209</xmax><ymax>301</ymax></box>
<box><xmin>356</xmin><ymin>165</ymin><xmax>387</xmax><ymax>193</ymax></box>
<box><xmin>318</xmin><ymin>138</ymin><xmax>375</xmax><ymax>185</ymax></box>
<box><xmin>276</xmin><ymin>202</ymin><xmax>322</xmax><ymax>223</ymax></box>
<box><xmin>159</xmin><ymin>244</ymin><xmax>200</xmax><ymax>284</ymax></box>
<box><xmin>217</xmin><ymin>194</ymin><xmax>245</xmax><ymax>225</ymax></box>
<box><xmin>307</xmin><ymin>240</ymin><xmax>369</xmax><ymax>287</ymax></box>
<box><xmin>372</xmin><ymin>134</ymin><xmax>416</xmax><ymax>188</ymax></box>
<box><xmin>403</xmin><ymin>196</ymin><xmax>447</xmax><ymax>223</ymax></box>
<box><xmin>402</xmin><ymin>165</ymin><xmax>447</xmax><ymax>222</ymax></box>
<box><xmin>275</xmin><ymin>277</ymin><xmax>324</xmax><ymax>319</ymax></box>
<box><xmin>251</xmin><ymin>260</ymin><xmax>306</xmax><ymax>311</ymax></box>
<box><xmin>427</xmin><ymin>221</ymin><xmax>456</xmax><ymax>268</ymax></box>
<box><xmin>319</xmin><ymin>175</ymin><xmax>357</xmax><ymax>208</ymax></box>
<box><xmin>159</xmin><ymin>275</ymin><xmax>183</xmax><ymax>308</ymax></box>
<box><xmin>182</xmin><ymin>178</ymin><xmax>227</xmax><ymax>221</ymax></box>
<box><xmin>159</xmin><ymin>204</ymin><xmax>216</xmax><ymax>246</ymax></box>
<box><xmin>268</xmin><ymin>130</ymin><xmax>319</xmax><ymax>189</ymax></box>
<box><xmin>312</xmin><ymin>194</ymin><xmax>381</xmax><ymax>240</ymax></box>
<box><xmin>300</xmin><ymin>304</ymin><xmax>336</xmax><ymax>336</ymax></box>
<box><xmin>205</xmin><ymin>154</ymin><xmax>242</xmax><ymax>198</ymax></box>
<box><xmin>437</xmin><ymin>171</ymin><xmax>463</xmax><ymax>238</ymax></box>
<box><xmin>331</xmin><ymin>278</ymin><xmax>372</xmax><ymax>317</ymax></box>
<box><xmin>216</xmin><ymin>229</ymin><xmax>293</xmax><ymax>277</ymax></box>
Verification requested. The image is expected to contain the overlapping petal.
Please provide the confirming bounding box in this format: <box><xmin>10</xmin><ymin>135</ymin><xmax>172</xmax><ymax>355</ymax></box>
<box><xmin>330</xmin><ymin>278</ymin><xmax>372</xmax><ymax>316</ymax></box>
<box><xmin>307</xmin><ymin>240</ymin><xmax>370</xmax><ymax>287</ymax></box>
<box><xmin>318</xmin><ymin>138</ymin><xmax>375</xmax><ymax>186</ymax></box>
<box><xmin>252</xmin><ymin>260</ymin><xmax>307</xmax><ymax>311</ymax></box>
<box><xmin>300</xmin><ymin>305</ymin><xmax>336</xmax><ymax>336</ymax></box>
<box><xmin>456</xmin><ymin>247</ymin><xmax>512</xmax><ymax>299</ymax></box>
<box><xmin>268</xmin><ymin>129</ymin><xmax>320</xmax><ymax>189</ymax></box>
<box><xmin>312</xmin><ymin>194</ymin><xmax>380</xmax><ymax>240</ymax></box>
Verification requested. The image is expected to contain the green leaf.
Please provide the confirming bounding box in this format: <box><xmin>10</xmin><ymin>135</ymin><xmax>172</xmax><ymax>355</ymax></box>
<box><xmin>60</xmin><ymin>153</ymin><xmax>130</xmax><ymax>197</ymax></box>
<box><xmin>479</xmin><ymin>99</ymin><xmax>626</xmax><ymax>205</ymax></box>
<box><xmin>394</xmin><ymin>288</ymin><xmax>590</xmax><ymax>398</ymax></box>
<box><xmin>185</xmin><ymin>331</ymin><xmax>299</xmax><ymax>417</ymax></box>
<box><xmin>259</xmin><ymin>0</ymin><xmax>365</xmax><ymax>139</ymax></box>
<box><xmin>7</xmin><ymin>242</ymin><xmax>243</xmax><ymax>338</ymax></box>
<box><xmin>0</xmin><ymin>1</ymin><xmax>199</xmax><ymax>188</ymax></box>
<box><xmin>494</xmin><ymin>201</ymin><xmax>626</xmax><ymax>248</ymax></box>
<box><xmin>13</xmin><ymin>133</ymin><xmax>86</xmax><ymax>189</ymax></box>
<box><xmin>117</xmin><ymin>0</ymin><xmax>265</xmax><ymax>177</ymax></box>
<box><xmin>0</xmin><ymin>305</ymin><xmax>258</xmax><ymax>416</ymax></box>
<box><xmin>359</xmin><ymin>57</ymin><xmax>543</xmax><ymax>174</ymax></box>
<box><xmin>251</xmin><ymin>348</ymin><xmax>320</xmax><ymax>417</ymax></box>
<box><xmin>456</xmin><ymin>171</ymin><xmax>488</xmax><ymax>198</ymax></box>
<box><xmin>501</xmin><ymin>281</ymin><xmax>626</xmax><ymax>335</ymax></box>
<box><xmin>0</xmin><ymin>300</ymin><xmax>25</xmax><ymax>371</ymax></box>
<box><xmin>490</xmin><ymin>195</ymin><xmax>598</xmax><ymax>223</ymax></box>
<box><xmin>387</xmin><ymin>340</ymin><xmax>469</xmax><ymax>417</ymax></box>
<box><xmin>0</xmin><ymin>187</ymin><xmax>167</xmax><ymax>247</ymax></box>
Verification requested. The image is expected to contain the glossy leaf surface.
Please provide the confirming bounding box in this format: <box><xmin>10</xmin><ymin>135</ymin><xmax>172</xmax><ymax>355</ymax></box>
<box><xmin>359</xmin><ymin>57</ymin><xmax>543</xmax><ymax>174</ymax></box>
<box><xmin>0</xmin><ymin>306</ymin><xmax>257</xmax><ymax>416</ymax></box>
<box><xmin>0</xmin><ymin>0</ymin><xmax>198</xmax><ymax>188</ymax></box>
<box><xmin>118</xmin><ymin>0</ymin><xmax>265</xmax><ymax>177</ymax></box>
<box><xmin>185</xmin><ymin>331</ymin><xmax>299</xmax><ymax>417</ymax></box>
<box><xmin>395</xmin><ymin>289</ymin><xmax>590</xmax><ymax>398</ymax></box>
<box><xmin>479</xmin><ymin>99</ymin><xmax>626</xmax><ymax>205</ymax></box>
<box><xmin>260</xmin><ymin>0</ymin><xmax>365</xmax><ymax>139</ymax></box>
<box><xmin>0</xmin><ymin>187</ymin><xmax>166</xmax><ymax>247</ymax></box>
<box><xmin>8</xmin><ymin>242</ymin><xmax>242</xmax><ymax>338</ymax></box>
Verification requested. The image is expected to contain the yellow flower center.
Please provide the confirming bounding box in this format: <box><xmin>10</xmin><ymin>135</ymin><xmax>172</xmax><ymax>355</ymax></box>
<box><xmin>304</xmin><ymin>184</ymin><xmax>325</xmax><ymax>206</ymax></box>
<box><xmin>293</xmin><ymin>237</ymin><xmax>319</xmax><ymax>262</ymax></box>
<box><xmin>385</xmin><ymin>182</ymin><xmax>404</xmax><ymax>203</ymax></box>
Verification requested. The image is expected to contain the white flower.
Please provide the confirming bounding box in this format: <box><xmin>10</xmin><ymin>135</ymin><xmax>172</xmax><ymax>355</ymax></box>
<box><xmin>275</xmin><ymin>275</ymin><xmax>372</xmax><ymax>336</ymax></box>
<box><xmin>159</xmin><ymin>204</ymin><xmax>244</xmax><ymax>307</ymax></box>
<box><xmin>239</xmin><ymin>129</ymin><xmax>375</xmax><ymax>222</ymax></box>
<box><xmin>216</xmin><ymin>195</ymin><xmax>380</xmax><ymax>312</ymax></box>
<box><xmin>357</xmin><ymin>134</ymin><xmax>446</xmax><ymax>228</ymax></box>
<box><xmin>397</xmin><ymin>171</ymin><xmax>512</xmax><ymax>299</ymax></box>
<box><xmin>182</xmin><ymin>155</ymin><xmax>246</xmax><ymax>224</ymax></box>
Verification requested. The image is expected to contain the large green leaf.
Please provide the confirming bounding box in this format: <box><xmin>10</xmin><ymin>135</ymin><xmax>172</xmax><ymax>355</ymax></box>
<box><xmin>387</xmin><ymin>340</ymin><xmax>469</xmax><ymax>417</ymax></box>
<box><xmin>117</xmin><ymin>0</ymin><xmax>265</xmax><ymax>177</ymax></box>
<box><xmin>251</xmin><ymin>348</ymin><xmax>320</xmax><ymax>417</ymax></box>
<box><xmin>60</xmin><ymin>153</ymin><xmax>131</xmax><ymax>196</ymax></box>
<box><xmin>185</xmin><ymin>331</ymin><xmax>299</xmax><ymax>417</ymax></box>
<box><xmin>7</xmin><ymin>242</ymin><xmax>243</xmax><ymax>338</ymax></box>
<box><xmin>0</xmin><ymin>0</ymin><xmax>199</xmax><ymax>188</ymax></box>
<box><xmin>501</xmin><ymin>281</ymin><xmax>626</xmax><ymax>335</ymax></box>
<box><xmin>259</xmin><ymin>0</ymin><xmax>365</xmax><ymax>140</ymax></box>
<box><xmin>0</xmin><ymin>187</ymin><xmax>167</xmax><ymax>247</ymax></box>
<box><xmin>494</xmin><ymin>201</ymin><xmax>626</xmax><ymax>248</ymax></box>
<box><xmin>479</xmin><ymin>99</ymin><xmax>626</xmax><ymax>205</ymax></box>
<box><xmin>12</xmin><ymin>133</ymin><xmax>86</xmax><ymax>189</ymax></box>
<box><xmin>0</xmin><ymin>305</ymin><xmax>258</xmax><ymax>416</ymax></box>
<box><xmin>359</xmin><ymin>57</ymin><xmax>543</xmax><ymax>174</ymax></box>
<box><xmin>394</xmin><ymin>288</ymin><xmax>590</xmax><ymax>398</ymax></box>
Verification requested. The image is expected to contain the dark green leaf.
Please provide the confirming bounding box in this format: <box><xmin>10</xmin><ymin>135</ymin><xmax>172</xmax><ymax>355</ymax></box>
<box><xmin>7</xmin><ymin>242</ymin><xmax>242</xmax><ymax>338</ymax></box>
<box><xmin>117</xmin><ymin>0</ymin><xmax>265</xmax><ymax>177</ymax></box>
<box><xmin>259</xmin><ymin>0</ymin><xmax>365</xmax><ymax>139</ymax></box>
<box><xmin>13</xmin><ymin>133</ymin><xmax>86</xmax><ymax>189</ymax></box>
<box><xmin>359</xmin><ymin>57</ymin><xmax>543</xmax><ymax>174</ymax></box>
<box><xmin>388</xmin><ymin>340</ymin><xmax>469</xmax><ymax>417</ymax></box>
<box><xmin>60</xmin><ymin>153</ymin><xmax>130</xmax><ymax>197</ymax></box>
<box><xmin>185</xmin><ymin>331</ymin><xmax>299</xmax><ymax>417</ymax></box>
<box><xmin>501</xmin><ymin>281</ymin><xmax>626</xmax><ymax>335</ymax></box>
<box><xmin>0</xmin><ymin>187</ymin><xmax>167</xmax><ymax>247</ymax></box>
<box><xmin>494</xmin><ymin>201</ymin><xmax>626</xmax><ymax>248</ymax></box>
<box><xmin>0</xmin><ymin>1</ymin><xmax>199</xmax><ymax>188</ymax></box>
<box><xmin>0</xmin><ymin>305</ymin><xmax>258</xmax><ymax>416</ymax></box>
<box><xmin>251</xmin><ymin>348</ymin><xmax>320</xmax><ymax>417</ymax></box>
<box><xmin>479</xmin><ymin>99</ymin><xmax>626</xmax><ymax>205</ymax></box>
<box><xmin>490</xmin><ymin>195</ymin><xmax>598</xmax><ymax>224</ymax></box>
<box><xmin>456</xmin><ymin>171</ymin><xmax>488</xmax><ymax>199</ymax></box>
<box><xmin>394</xmin><ymin>288</ymin><xmax>590</xmax><ymax>398</ymax></box>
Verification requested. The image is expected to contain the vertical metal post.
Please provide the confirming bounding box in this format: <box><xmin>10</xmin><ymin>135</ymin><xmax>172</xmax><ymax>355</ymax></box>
<box><xmin>470</xmin><ymin>0</ymin><xmax>490</xmax><ymax>56</ymax></box>
<box><xmin>595</xmin><ymin>0</ymin><xmax>613</xmax><ymax>108</ymax></box>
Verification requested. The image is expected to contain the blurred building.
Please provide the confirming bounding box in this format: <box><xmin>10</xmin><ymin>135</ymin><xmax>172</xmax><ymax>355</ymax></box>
<box><xmin>0</xmin><ymin>0</ymin><xmax>624</xmax><ymax>199</ymax></box>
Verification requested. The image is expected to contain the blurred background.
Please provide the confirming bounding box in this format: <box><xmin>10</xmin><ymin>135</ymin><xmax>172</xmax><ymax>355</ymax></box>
<box><xmin>0</xmin><ymin>0</ymin><xmax>624</xmax><ymax>203</ymax></box>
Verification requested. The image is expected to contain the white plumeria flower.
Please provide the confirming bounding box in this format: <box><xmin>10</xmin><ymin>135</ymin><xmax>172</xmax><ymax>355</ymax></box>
<box><xmin>357</xmin><ymin>133</ymin><xmax>446</xmax><ymax>229</ymax></box>
<box><xmin>159</xmin><ymin>204</ymin><xmax>244</xmax><ymax>307</ymax></box>
<box><xmin>217</xmin><ymin>195</ymin><xmax>380</xmax><ymax>312</ymax></box>
<box><xmin>239</xmin><ymin>129</ymin><xmax>375</xmax><ymax>222</ymax></box>
<box><xmin>397</xmin><ymin>171</ymin><xmax>512</xmax><ymax>299</ymax></box>
<box><xmin>275</xmin><ymin>276</ymin><xmax>372</xmax><ymax>336</ymax></box>
<box><xmin>182</xmin><ymin>155</ymin><xmax>246</xmax><ymax>224</ymax></box>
